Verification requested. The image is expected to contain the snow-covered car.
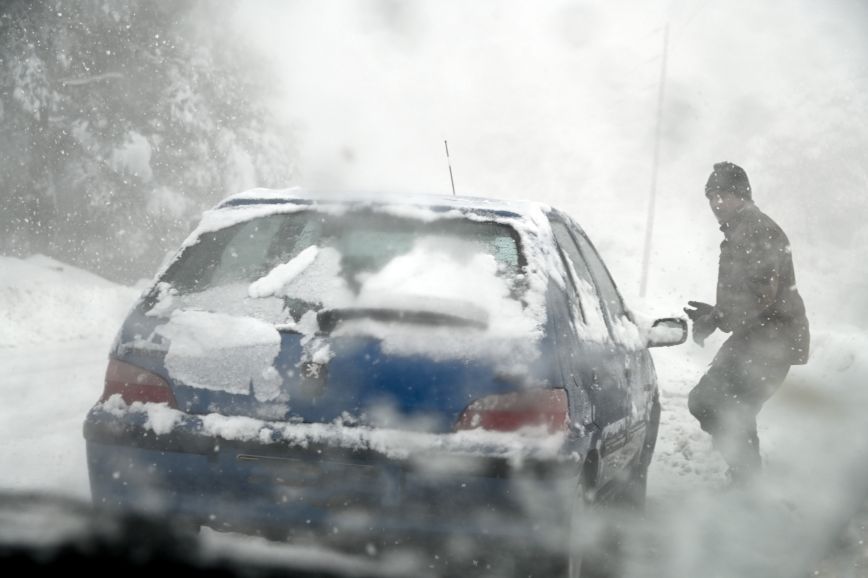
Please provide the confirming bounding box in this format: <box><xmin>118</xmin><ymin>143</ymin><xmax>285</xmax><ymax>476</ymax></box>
<box><xmin>83</xmin><ymin>189</ymin><xmax>686</xmax><ymax>574</ymax></box>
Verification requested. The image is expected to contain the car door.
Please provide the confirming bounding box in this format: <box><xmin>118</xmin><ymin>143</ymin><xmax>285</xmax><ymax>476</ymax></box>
<box><xmin>549</xmin><ymin>218</ymin><xmax>635</xmax><ymax>485</ymax></box>
<box><xmin>566</xmin><ymin>220</ymin><xmax>650</xmax><ymax>463</ymax></box>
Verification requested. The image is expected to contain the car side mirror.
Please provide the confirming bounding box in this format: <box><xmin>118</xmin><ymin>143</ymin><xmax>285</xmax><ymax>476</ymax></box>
<box><xmin>647</xmin><ymin>317</ymin><xmax>688</xmax><ymax>347</ymax></box>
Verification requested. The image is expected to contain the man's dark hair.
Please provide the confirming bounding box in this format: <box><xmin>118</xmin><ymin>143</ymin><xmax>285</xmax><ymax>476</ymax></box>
<box><xmin>705</xmin><ymin>161</ymin><xmax>752</xmax><ymax>200</ymax></box>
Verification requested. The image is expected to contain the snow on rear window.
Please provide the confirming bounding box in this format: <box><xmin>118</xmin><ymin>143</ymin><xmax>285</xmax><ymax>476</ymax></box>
<box><xmin>355</xmin><ymin>235</ymin><xmax>533</xmax><ymax>336</ymax></box>
<box><xmin>151</xmin><ymin>209</ymin><xmax>533</xmax><ymax>332</ymax></box>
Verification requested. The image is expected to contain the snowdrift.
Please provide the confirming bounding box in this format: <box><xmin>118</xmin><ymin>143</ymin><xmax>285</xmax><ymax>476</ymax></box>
<box><xmin>0</xmin><ymin>255</ymin><xmax>139</xmax><ymax>349</ymax></box>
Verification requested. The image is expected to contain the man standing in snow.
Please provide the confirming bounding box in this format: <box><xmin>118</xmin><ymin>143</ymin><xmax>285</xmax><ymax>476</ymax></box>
<box><xmin>684</xmin><ymin>161</ymin><xmax>810</xmax><ymax>484</ymax></box>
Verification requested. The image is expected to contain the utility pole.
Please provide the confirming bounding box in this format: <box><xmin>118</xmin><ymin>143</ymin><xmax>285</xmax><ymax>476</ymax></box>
<box><xmin>444</xmin><ymin>140</ymin><xmax>456</xmax><ymax>196</ymax></box>
<box><xmin>639</xmin><ymin>23</ymin><xmax>669</xmax><ymax>298</ymax></box>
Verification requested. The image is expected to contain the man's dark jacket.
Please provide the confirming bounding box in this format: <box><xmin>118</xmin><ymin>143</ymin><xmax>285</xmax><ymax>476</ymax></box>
<box><xmin>715</xmin><ymin>202</ymin><xmax>810</xmax><ymax>365</ymax></box>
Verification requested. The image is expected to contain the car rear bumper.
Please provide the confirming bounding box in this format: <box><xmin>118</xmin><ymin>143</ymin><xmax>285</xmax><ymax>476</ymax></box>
<box><xmin>84</xmin><ymin>407</ymin><xmax>581</xmax><ymax>554</ymax></box>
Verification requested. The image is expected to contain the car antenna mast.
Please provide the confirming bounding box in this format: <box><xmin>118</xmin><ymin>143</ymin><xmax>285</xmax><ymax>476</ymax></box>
<box><xmin>444</xmin><ymin>140</ymin><xmax>456</xmax><ymax>196</ymax></box>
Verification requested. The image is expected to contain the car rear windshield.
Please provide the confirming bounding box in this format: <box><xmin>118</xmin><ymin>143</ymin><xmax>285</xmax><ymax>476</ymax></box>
<box><xmin>152</xmin><ymin>210</ymin><xmax>526</xmax><ymax>321</ymax></box>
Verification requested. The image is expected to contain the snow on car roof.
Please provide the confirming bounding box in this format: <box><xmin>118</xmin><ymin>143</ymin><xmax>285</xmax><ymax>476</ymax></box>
<box><xmin>215</xmin><ymin>187</ymin><xmax>553</xmax><ymax>221</ymax></box>
<box><xmin>170</xmin><ymin>186</ymin><xmax>567</xmax><ymax>294</ymax></box>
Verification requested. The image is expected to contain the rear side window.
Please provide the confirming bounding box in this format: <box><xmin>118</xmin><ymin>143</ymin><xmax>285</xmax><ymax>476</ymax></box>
<box><xmin>550</xmin><ymin>220</ymin><xmax>610</xmax><ymax>342</ymax></box>
<box><xmin>570</xmin><ymin>227</ymin><xmax>626</xmax><ymax>318</ymax></box>
<box><xmin>165</xmin><ymin>214</ymin><xmax>296</xmax><ymax>294</ymax></box>
<box><xmin>568</xmin><ymin>222</ymin><xmax>642</xmax><ymax>348</ymax></box>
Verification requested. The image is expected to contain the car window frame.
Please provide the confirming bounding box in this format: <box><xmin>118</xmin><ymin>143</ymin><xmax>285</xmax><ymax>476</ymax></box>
<box><xmin>551</xmin><ymin>213</ymin><xmax>640</xmax><ymax>346</ymax></box>
<box><xmin>549</xmin><ymin>217</ymin><xmax>603</xmax><ymax>329</ymax></box>
<box><xmin>565</xmin><ymin>219</ymin><xmax>629</xmax><ymax>318</ymax></box>
<box><xmin>561</xmin><ymin>217</ymin><xmax>641</xmax><ymax>348</ymax></box>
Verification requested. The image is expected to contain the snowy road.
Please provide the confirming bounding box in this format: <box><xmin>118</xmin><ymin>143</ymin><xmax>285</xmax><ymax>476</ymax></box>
<box><xmin>0</xmin><ymin>338</ymin><xmax>110</xmax><ymax>499</ymax></box>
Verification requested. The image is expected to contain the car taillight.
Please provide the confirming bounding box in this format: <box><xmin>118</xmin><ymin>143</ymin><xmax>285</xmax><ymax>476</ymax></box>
<box><xmin>454</xmin><ymin>388</ymin><xmax>569</xmax><ymax>433</ymax></box>
<box><xmin>100</xmin><ymin>358</ymin><xmax>177</xmax><ymax>407</ymax></box>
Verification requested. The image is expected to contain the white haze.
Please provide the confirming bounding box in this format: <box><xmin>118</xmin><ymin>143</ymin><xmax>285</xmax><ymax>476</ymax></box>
<box><xmin>236</xmin><ymin>0</ymin><xmax>868</xmax><ymax>322</ymax></box>
<box><xmin>2</xmin><ymin>1</ymin><xmax>868</xmax><ymax>576</ymax></box>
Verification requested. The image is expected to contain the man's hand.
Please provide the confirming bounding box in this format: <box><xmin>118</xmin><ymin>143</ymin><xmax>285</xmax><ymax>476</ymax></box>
<box><xmin>683</xmin><ymin>300</ymin><xmax>714</xmax><ymax>321</ymax></box>
<box><xmin>683</xmin><ymin>300</ymin><xmax>717</xmax><ymax>346</ymax></box>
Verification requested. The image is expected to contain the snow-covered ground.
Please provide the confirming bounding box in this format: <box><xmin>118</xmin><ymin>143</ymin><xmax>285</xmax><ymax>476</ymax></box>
<box><xmin>0</xmin><ymin>256</ymin><xmax>139</xmax><ymax>498</ymax></box>
<box><xmin>1</xmin><ymin>254</ymin><xmax>866</xmax><ymax>576</ymax></box>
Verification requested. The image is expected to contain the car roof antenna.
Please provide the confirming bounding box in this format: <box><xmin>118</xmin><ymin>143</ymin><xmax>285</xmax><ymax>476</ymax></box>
<box><xmin>444</xmin><ymin>140</ymin><xmax>456</xmax><ymax>196</ymax></box>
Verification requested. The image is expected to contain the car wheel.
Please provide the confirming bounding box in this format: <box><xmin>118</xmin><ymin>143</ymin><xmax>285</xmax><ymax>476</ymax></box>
<box><xmin>614</xmin><ymin>391</ymin><xmax>661</xmax><ymax>510</ymax></box>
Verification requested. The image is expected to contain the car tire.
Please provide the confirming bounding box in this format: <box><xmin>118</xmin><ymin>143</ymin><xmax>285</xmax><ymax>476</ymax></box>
<box><xmin>575</xmin><ymin>392</ymin><xmax>661</xmax><ymax>577</ymax></box>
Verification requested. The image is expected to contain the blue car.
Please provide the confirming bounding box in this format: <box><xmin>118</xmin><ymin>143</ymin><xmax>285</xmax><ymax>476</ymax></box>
<box><xmin>84</xmin><ymin>189</ymin><xmax>685</xmax><ymax>574</ymax></box>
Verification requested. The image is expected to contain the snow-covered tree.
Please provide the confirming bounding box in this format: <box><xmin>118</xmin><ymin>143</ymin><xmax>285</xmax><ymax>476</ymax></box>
<box><xmin>0</xmin><ymin>0</ymin><xmax>295</xmax><ymax>281</ymax></box>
